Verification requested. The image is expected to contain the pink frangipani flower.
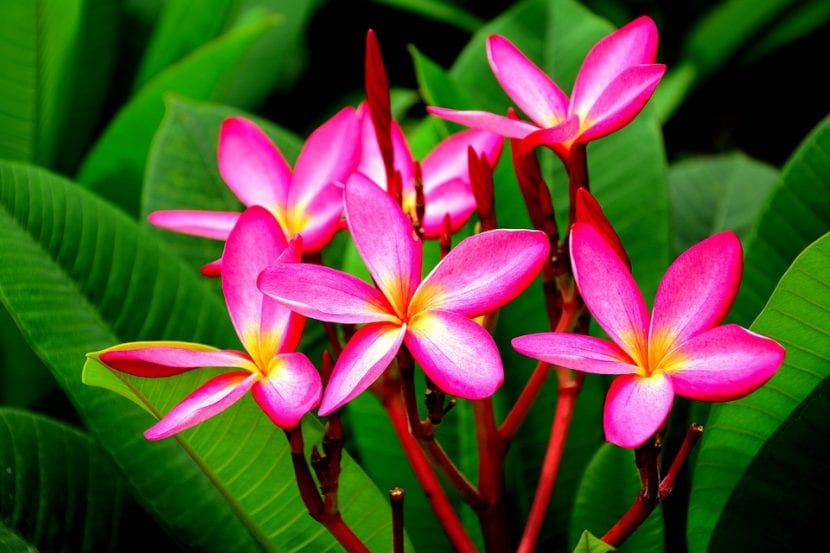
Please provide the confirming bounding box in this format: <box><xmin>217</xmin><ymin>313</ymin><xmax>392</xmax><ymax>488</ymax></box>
<box><xmin>427</xmin><ymin>16</ymin><xmax>665</xmax><ymax>160</ymax></box>
<box><xmin>259</xmin><ymin>174</ymin><xmax>548</xmax><ymax>415</ymax></box>
<box><xmin>149</xmin><ymin>107</ymin><xmax>360</xmax><ymax>272</ymax></box>
<box><xmin>88</xmin><ymin>207</ymin><xmax>322</xmax><ymax>439</ymax></box>
<box><xmin>513</xmin><ymin>224</ymin><xmax>784</xmax><ymax>448</ymax></box>
<box><xmin>357</xmin><ymin>106</ymin><xmax>503</xmax><ymax>238</ymax></box>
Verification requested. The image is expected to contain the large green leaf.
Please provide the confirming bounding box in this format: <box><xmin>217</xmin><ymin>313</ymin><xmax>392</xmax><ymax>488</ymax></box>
<box><xmin>77</xmin><ymin>13</ymin><xmax>281</xmax><ymax>216</ymax></box>
<box><xmin>731</xmin><ymin>114</ymin><xmax>830</xmax><ymax>325</ymax></box>
<box><xmin>0</xmin><ymin>0</ymin><xmax>117</xmax><ymax>169</ymax></box>
<box><xmin>0</xmin><ymin>161</ymin><xmax>402</xmax><ymax>552</ymax></box>
<box><xmin>371</xmin><ymin>0</ymin><xmax>483</xmax><ymax>32</ymax></box>
<box><xmin>688</xmin><ymin>232</ymin><xmax>830</xmax><ymax>551</ymax></box>
<box><xmin>668</xmin><ymin>153</ymin><xmax>779</xmax><ymax>255</ymax></box>
<box><xmin>570</xmin><ymin>444</ymin><xmax>664</xmax><ymax>553</ymax></box>
<box><xmin>0</xmin><ymin>307</ymin><xmax>55</xmax><ymax>407</ymax></box>
<box><xmin>0</xmin><ymin>408</ymin><xmax>125</xmax><ymax>551</ymax></box>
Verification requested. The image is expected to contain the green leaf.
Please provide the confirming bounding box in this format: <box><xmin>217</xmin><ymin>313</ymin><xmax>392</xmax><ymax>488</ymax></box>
<box><xmin>570</xmin><ymin>444</ymin><xmax>664</xmax><ymax>553</ymax></box>
<box><xmin>688</xmin><ymin>231</ymin><xmax>830</xmax><ymax>552</ymax></box>
<box><xmin>370</xmin><ymin>0</ymin><xmax>483</xmax><ymax>33</ymax></box>
<box><xmin>0</xmin><ymin>161</ymin><xmax>403</xmax><ymax>552</ymax></box>
<box><xmin>1</xmin><ymin>307</ymin><xmax>56</xmax><ymax>407</ymax></box>
<box><xmin>571</xmin><ymin>530</ymin><xmax>616</xmax><ymax>553</ymax></box>
<box><xmin>77</xmin><ymin>13</ymin><xmax>281</xmax><ymax>216</ymax></box>
<box><xmin>0</xmin><ymin>407</ymin><xmax>125</xmax><ymax>551</ymax></box>
<box><xmin>140</xmin><ymin>97</ymin><xmax>302</xmax><ymax>272</ymax></box>
<box><xmin>745</xmin><ymin>0</ymin><xmax>830</xmax><ymax>62</ymax></box>
<box><xmin>731</xmin><ymin>114</ymin><xmax>830</xmax><ymax>325</ymax></box>
<box><xmin>668</xmin><ymin>153</ymin><xmax>779</xmax><ymax>255</ymax></box>
<box><xmin>0</xmin><ymin>0</ymin><xmax>118</xmax><ymax>169</ymax></box>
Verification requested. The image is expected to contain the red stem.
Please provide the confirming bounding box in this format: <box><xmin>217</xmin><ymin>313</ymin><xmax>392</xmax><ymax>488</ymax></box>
<box><xmin>567</xmin><ymin>143</ymin><xmax>589</xmax><ymax>224</ymax></box>
<box><xmin>473</xmin><ymin>398</ymin><xmax>512</xmax><ymax>552</ymax></box>
<box><xmin>390</xmin><ymin>487</ymin><xmax>405</xmax><ymax>553</ymax></box>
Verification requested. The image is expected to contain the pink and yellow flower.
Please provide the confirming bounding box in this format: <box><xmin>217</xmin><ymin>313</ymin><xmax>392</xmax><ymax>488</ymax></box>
<box><xmin>149</xmin><ymin>108</ymin><xmax>360</xmax><ymax>273</ymax></box>
<box><xmin>513</xmin><ymin>224</ymin><xmax>784</xmax><ymax>448</ymax></box>
<box><xmin>88</xmin><ymin>207</ymin><xmax>322</xmax><ymax>439</ymax></box>
<box><xmin>428</xmin><ymin>16</ymin><xmax>665</xmax><ymax>160</ymax></box>
<box><xmin>259</xmin><ymin>174</ymin><xmax>548</xmax><ymax>415</ymax></box>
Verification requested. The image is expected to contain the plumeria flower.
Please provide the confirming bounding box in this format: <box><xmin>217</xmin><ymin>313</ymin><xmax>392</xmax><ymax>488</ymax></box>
<box><xmin>513</xmin><ymin>224</ymin><xmax>785</xmax><ymax>448</ymax></box>
<box><xmin>259</xmin><ymin>174</ymin><xmax>548</xmax><ymax>414</ymax></box>
<box><xmin>357</xmin><ymin>109</ymin><xmax>503</xmax><ymax>238</ymax></box>
<box><xmin>427</xmin><ymin>16</ymin><xmax>665</xmax><ymax>160</ymax></box>
<box><xmin>88</xmin><ymin>207</ymin><xmax>321</xmax><ymax>439</ymax></box>
<box><xmin>149</xmin><ymin>107</ymin><xmax>360</xmax><ymax>274</ymax></box>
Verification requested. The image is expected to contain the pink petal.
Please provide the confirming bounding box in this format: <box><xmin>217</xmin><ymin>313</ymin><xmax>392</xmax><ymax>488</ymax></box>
<box><xmin>662</xmin><ymin>325</ymin><xmax>784</xmax><ymax>402</ymax></box>
<box><xmin>147</xmin><ymin>210</ymin><xmax>240</xmax><ymax>241</ymax></box>
<box><xmin>251</xmin><ymin>352</ymin><xmax>322</xmax><ymax>429</ymax></box>
<box><xmin>577</xmin><ymin>64</ymin><xmax>666</xmax><ymax>143</ymax></box>
<box><xmin>419</xmin><ymin>178</ymin><xmax>476</xmax><ymax>239</ymax></box>
<box><xmin>570</xmin><ymin>16</ymin><xmax>659</xmax><ymax>120</ymax></box>
<box><xmin>97</xmin><ymin>342</ymin><xmax>254</xmax><ymax>377</ymax></box>
<box><xmin>319</xmin><ymin>322</ymin><xmax>405</xmax><ymax>415</ymax></box>
<box><xmin>258</xmin><ymin>262</ymin><xmax>398</xmax><ymax>324</ymax></box>
<box><xmin>515</xmin><ymin>115</ymin><xmax>581</xmax><ymax>159</ymax></box>
<box><xmin>571</xmin><ymin>223</ymin><xmax>650</xmax><ymax>366</ymax></box>
<box><xmin>426</xmin><ymin>107</ymin><xmax>539</xmax><ymax>139</ymax></box>
<box><xmin>218</xmin><ymin>117</ymin><xmax>292</xmax><ymax>211</ymax></box>
<box><xmin>604</xmin><ymin>372</ymin><xmax>673</xmax><ymax>449</ymax></box>
<box><xmin>574</xmin><ymin>187</ymin><xmax>630</xmax><ymax>269</ymax></box>
<box><xmin>486</xmin><ymin>35</ymin><xmax>569</xmax><ymax>127</ymax></box>
<box><xmin>289</xmin><ymin>182</ymin><xmax>344</xmax><ymax>253</ymax></box>
<box><xmin>412</xmin><ymin>229</ymin><xmax>548</xmax><ymax>318</ymax></box>
<box><xmin>356</xmin><ymin>107</ymin><xmax>415</xmax><ymax>193</ymax></box>
<box><xmin>649</xmin><ymin>231</ymin><xmax>742</xmax><ymax>362</ymax></box>
<box><xmin>512</xmin><ymin>333</ymin><xmax>639</xmax><ymax>375</ymax></box>
<box><xmin>288</xmin><ymin>107</ymin><xmax>359</xmax><ymax>237</ymax></box>
<box><xmin>421</xmin><ymin>129</ymin><xmax>502</xmax><ymax>194</ymax></box>
<box><xmin>222</xmin><ymin>206</ymin><xmax>291</xmax><ymax>362</ymax></box>
<box><xmin>405</xmin><ymin>310</ymin><xmax>503</xmax><ymax>399</ymax></box>
<box><xmin>345</xmin><ymin>173</ymin><xmax>422</xmax><ymax>316</ymax></box>
<box><xmin>144</xmin><ymin>371</ymin><xmax>257</xmax><ymax>440</ymax></box>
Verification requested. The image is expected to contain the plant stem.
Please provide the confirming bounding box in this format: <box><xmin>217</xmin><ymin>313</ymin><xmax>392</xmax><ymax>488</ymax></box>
<box><xmin>390</xmin><ymin>487</ymin><xmax>405</xmax><ymax>553</ymax></box>
<box><xmin>285</xmin><ymin>427</ymin><xmax>369</xmax><ymax>553</ymax></box>
<box><xmin>567</xmin><ymin>143</ymin><xmax>589</xmax><ymax>223</ymax></box>
<box><xmin>473</xmin><ymin>398</ymin><xmax>512</xmax><ymax>552</ymax></box>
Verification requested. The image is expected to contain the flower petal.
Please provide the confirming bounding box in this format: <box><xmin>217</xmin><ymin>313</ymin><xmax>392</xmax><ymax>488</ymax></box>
<box><xmin>604</xmin><ymin>372</ymin><xmax>673</xmax><ymax>449</ymax></box>
<box><xmin>426</xmin><ymin>107</ymin><xmax>539</xmax><ymax>139</ymax></box>
<box><xmin>258</xmin><ymin>262</ymin><xmax>397</xmax><ymax>324</ymax></box>
<box><xmin>516</xmin><ymin>115</ymin><xmax>581</xmax><ymax>160</ymax></box>
<box><xmin>405</xmin><ymin>310</ymin><xmax>503</xmax><ymax>399</ymax></box>
<box><xmin>412</xmin><ymin>229</ymin><xmax>548</xmax><ymax>318</ymax></box>
<box><xmin>251</xmin><ymin>352</ymin><xmax>322</xmax><ymax>429</ymax></box>
<box><xmin>649</xmin><ymin>231</ymin><xmax>742</xmax><ymax>361</ymax></box>
<box><xmin>662</xmin><ymin>325</ymin><xmax>784</xmax><ymax>402</ymax></box>
<box><xmin>345</xmin><ymin>173</ymin><xmax>422</xmax><ymax>315</ymax></box>
<box><xmin>218</xmin><ymin>117</ymin><xmax>292</xmax><ymax>210</ymax></box>
<box><xmin>577</xmin><ymin>64</ymin><xmax>666</xmax><ymax>143</ymax></box>
<box><xmin>144</xmin><ymin>372</ymin><xmax>257</xmax><ymax>440</ymax></box>
<box><xmin>486</xmin><ymin>35</ymin><xmax>569</xmax><ymax>127</ymax></box>
<box><xmin>571</xmin><ymin>223</ymin><xmax>650</xmax><ymax>366</ymax></box>
<box><xmin>356</xmin><ymin>107</ymin><xmax>415</xmax><ymax>193</ymax></box>
<box><xmin>222</xmin><ymin>206</ymin><xmax>291</xmax><ymax>362</ymax></box>
<box><xmin>319</xmin><ymin>323</ymin><xmax>405</xmax><ymax>415</ymax></box>
<box><xmin>95</xmin><ymin>342</ymin><xmax>254</xmax><ymax>377</ymax></box>
<box><xmin>421</xmin><ymin>129</ymin><xmax>503</xmax><ymax>193</ymax></box>
<box><xmin>570</xmin><ymin>16</ymin><xmax>659</xmax><ymax>120</ymax></box>
<box><xmin>512</xmin><ymin>333</ymin><xmax>639</xmax><ymax>375</ymax></box>
<box><xmin>420</xmin><ymin>178</ymin><xmax>476</xmax><ymax>239</ymax></box>
<box><xmin>574</xmin><ymin>187</ymin><xmax>630</xmax><ymax>268</ymax></box>
<box><xmin>147</xmin><ymin>210</ymin><xmax>240</xmax><ymax>241</ymax></box>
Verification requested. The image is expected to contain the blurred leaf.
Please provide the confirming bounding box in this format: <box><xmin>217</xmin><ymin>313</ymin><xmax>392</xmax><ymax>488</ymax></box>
<box><xmin>0</xmin><ymin>0</ymin><xmax>118</xmax><ymax>169</ymax></box>
<box><xmin>77</xmin><ymin>13</ymin><xmax>281</xmax><ymax>216</ymax></box>
<box><xmin>688</xmin><ymin>231</ymin><xmax>830</xmax><ymax>552</ymax></box>
<box><xmin>745</xmin><ymin>0</ymin><xmax>830</xmax><ymax>61</ymax></box>
<box><xmin>0</xmin><ymin>407</ymin><xmax>125</xmax><ymax>551</ymax></box>
<box><xmin>668</xmin><ymin>153</ymin><xmax>779</xmax><ymax>255</ymax></box>
<box><xmin>731</xmin><ymin>114</ymin><xmax>830</xmax><ymax>325</ymax></box>
<box><xmin>570</xmin><ymin>444</ymin><xmax>664</xmax><ymax>553</ymax></box>
<box><xmin>571</xmin><ymin>530</ymin><xmax>616</xmax><ymax>553</ymax></box>
<box><xmin>141</xmin><ymin>97</ymin><xmax>302</xmax><ymax>273</ymax></box>
<box><xmin>0</xmin><ymin>307</ymin><xmax>55</xmax><ymax>407</ymax></box>
<box><xmin>0</xmin><ymin>161</ymin><xmax>404</xmax><ymax>552</ymax></box>
<box><xmin>371</xmin><ymin>0</ymin><xmax>483</xmax><ymax>33</ymax></box>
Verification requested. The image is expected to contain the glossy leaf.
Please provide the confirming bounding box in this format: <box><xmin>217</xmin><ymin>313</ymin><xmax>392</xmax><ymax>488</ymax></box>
<box><xmin>0</xmin><ymin>161</ymin><xmax>403</xmax><ymax>552</ymax></box>
<box><xmin>688</xmin><ymin>232</ymin><xmax>830</xmax><ymax>551</ymax></box>
<box><xmin>668</xmin><ymin>153</ymin><xmax>778</xmax><ymax>255</ymax></box>
<box><xmin>77</xmin><ymin>13</ymin><xmax>280</xmax><ymax>215</ymax></box>
<box><xmin>731</xmin><ymin>114</ymin><xmax>830</xmax><ymax>325</ymax></box>
<box><xmin>0</xmin><ymin>408</ymin><xmax>125</xmax><ymax>552</ymax></box>
<box><xmin>570</xmin><ymin>444</ymin><xmax>664</xmax><ymax>553</ymax></box>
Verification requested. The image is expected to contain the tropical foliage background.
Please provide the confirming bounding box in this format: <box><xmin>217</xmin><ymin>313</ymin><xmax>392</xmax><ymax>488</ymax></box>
<box><xmin>0</xmin><ymin>0</ymin><xmax>828</xmax><ymax>551</ymax></box>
